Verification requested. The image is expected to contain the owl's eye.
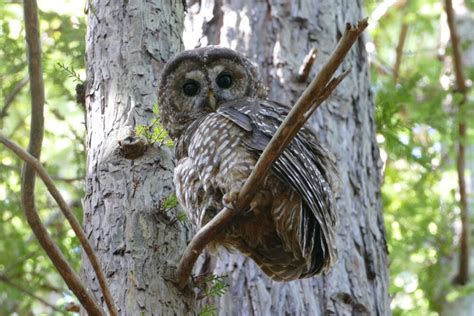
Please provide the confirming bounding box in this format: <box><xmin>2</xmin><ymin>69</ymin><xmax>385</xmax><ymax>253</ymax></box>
<box><xmin>216</xmin><ymin>71</ymin><xmax>233</xmax><ymax>89</ymax></box>
<box><xmin>183</xmin><ymin>80</ymin><xmax>200</xmax><ymax>96</ymax></box>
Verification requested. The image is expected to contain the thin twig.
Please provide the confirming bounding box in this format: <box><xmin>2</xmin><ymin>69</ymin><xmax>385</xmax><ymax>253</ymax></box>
<box><xmin>174</xmin><ymin>18</ymin><xmax>369</xmax><ymax>289</ymax></box>
<box><xmin>296</xmin><ymin>48</ymin><xmax>318</xmax><ymax>82</ymax></box>
<box><xmin>51</xmin><ymin>175</ymin><xmax>85</xmax><ymax>182</ymax></box>
<box><xmin>0</xmin><ymin>134</ymin><xmax>118</xmax><ymax>315</ymax></box>
<box><xmin>0</xmin><ymin>273</ymin><xmax>64</xmax><ymax>313</ymax></box>
<box><xmin>0</xmin><ymin>77</ymin><xmax>29</xmax><ymax>120</ymax></box>
<box><xmin>4</xmin><ymin>251</ymin><xmax>40</xmax><ymax>275</ymax></box>
<box><xmin>392</xmin><ymin>0</ymin><xmax>410</xmax><ymax>83</ymax></box>
<box><xmin>393</xmin><ymin>23</ymin><xmax>408</xmax><ymax>83</ymax></box>
<box><xmin>20</xmin><ymin>0</ymin><xmax>112</xmax><ymax>314</ymax></box>
<box><xmin>314</xmin><ymin>68</ymin><xmax>352</xmax><ymax>109</ymax></box>
<box><xmin>444</xmin><ymin>0</ymin><xmax>470</xmax><ymax>286</ymax></box>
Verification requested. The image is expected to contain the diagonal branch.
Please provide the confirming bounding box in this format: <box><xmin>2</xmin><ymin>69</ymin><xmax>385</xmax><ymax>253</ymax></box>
<box><xmin>393</xmin><ymin>1</ymin><xmax>410</xmax><ymax>83</ymax></box>
<box><xmin>174</xmin><ymin>18</ymin><xmax>369</xmax><ymax>290</ymax></box>
<box><xmin>19</xmin><ymin>0</ymin><xmax>116</xmax><ymax>314</ymax></box>
<box><xmin>0</xmin><ymin>134</ymin><xmax>118</xmax><ymax>316</ymax></box>
<box><xmin>0</xmin><ymin>273</ymin><xmax>64</xmax><ymax>313</ymax></box>
<box><xmin>0</xmin><ymin>76</ymin><xmax>29</xmax><ymax>120</ymax></box>
<box><xmin>393</xmin><ymin>23</ymin><xmax>408</xmax><ymax>83</ymax></box>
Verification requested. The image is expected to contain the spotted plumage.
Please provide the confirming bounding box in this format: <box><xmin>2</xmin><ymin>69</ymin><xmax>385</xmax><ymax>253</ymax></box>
<box><xmin>158</xmin><ymin>46</ymin><xmax>338</xmax><ymax>281</ymax></box>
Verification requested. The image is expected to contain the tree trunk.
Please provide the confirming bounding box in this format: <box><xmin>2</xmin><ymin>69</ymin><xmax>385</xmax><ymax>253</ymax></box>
<box><xmin>83</xmin><ymin>0</ymin><xmax>389</xmax><ymax>315</ymax></box>
<box><xmin>441</xmin><ymin>0</ymin><xmax>474</xmax><ymax>314</ymax></box>
<box><xmin>82</xmin><ymin>0</ymin><xmax>196</xmax><ymax>314</ymax></box>
<box><xmin>185</xmin><ymin>1</ymin><xmax>390</xmax><ymax>315</ymax></box>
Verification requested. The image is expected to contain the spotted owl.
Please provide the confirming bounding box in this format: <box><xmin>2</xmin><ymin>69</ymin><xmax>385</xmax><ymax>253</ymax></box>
<box><xmin>158</xmin><ymin>46</ymin><xmax>338</xmax><ymax>281</ymax></box>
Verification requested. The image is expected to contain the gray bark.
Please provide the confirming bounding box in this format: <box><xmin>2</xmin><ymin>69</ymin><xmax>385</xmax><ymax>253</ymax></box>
<box><xmin>185</xmin><ymin>1</ymin><xmax>390</xmax><ymax>315</ymax></box>
<box><xmin>82</xmin><ymin>0</ymin><xmax>196</xmax><ymax>314</ymax></box>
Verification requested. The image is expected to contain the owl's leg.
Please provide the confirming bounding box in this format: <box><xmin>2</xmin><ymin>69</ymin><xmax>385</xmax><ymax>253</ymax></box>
<box><xmin>222</xmin><ymin>185</ymin><xmax>271</xmax><ymax>214</ymax></box>
<box><xmin>249</xmin><ymin>190</ymin><xmax>272</xmax><ymax>215</ymax></box>
<box><xmin>222</xmin><ymin>190</ymin><xmax>239</xmax><ymax>209</ymax></box>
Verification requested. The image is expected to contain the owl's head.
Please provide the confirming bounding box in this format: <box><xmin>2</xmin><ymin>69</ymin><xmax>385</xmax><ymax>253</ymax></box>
<box><xmin>158</xmin><ymin>47</ymin><xmax>267</xmax><ymax>140</ymax></box>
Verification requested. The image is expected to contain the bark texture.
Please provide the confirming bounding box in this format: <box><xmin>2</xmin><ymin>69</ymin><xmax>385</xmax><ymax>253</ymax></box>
<box><xmin>185</xmin><ymin>1</ymin><xmax>390</xmax><ymax>315</ymax></box>
<box><xmin>82</xmin><ymin>1</ymin><xmax>195</xmax><ymax>314</ymax></box>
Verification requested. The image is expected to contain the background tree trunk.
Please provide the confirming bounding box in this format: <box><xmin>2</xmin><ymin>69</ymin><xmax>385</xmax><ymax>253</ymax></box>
<box><xmin>441</xmin><ymin>0</ymin><xmax>474</xmax><ymax>314</ymax></box>
<box><xmin>185</xmin><ymin>1</ymin><xmax>390</xmax><ymax>314</ymax></box>
<box><xmin>82</xmin><ymin>0</ymin><xmax>196</xmax><ymax>314</ymax></box>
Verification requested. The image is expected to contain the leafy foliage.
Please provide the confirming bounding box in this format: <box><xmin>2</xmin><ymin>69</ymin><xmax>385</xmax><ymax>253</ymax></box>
<box><xmin>0</xmin><ymin>1</ymin><xmax>86</xmax><ymax>314</ymax></box>
<box><xmin>199</xmin><ymin>274</ymin><xmax>229</xmax><ymax>299</ymax></box>
<box><xmin>135</xmin><ymin>103</ymin><xmax>174</xmax><ymax>147</ymax></box>
<box><xmin>198</xmin><ymin>304</ymin><xmax>217</xmax><ymax>316</ymax></box>
<box><xmin>56</xmin><ymin>62</ymin><xmax>84</xmax><ymax>84</ymax></box>
<box><xmin>162</xmin><ymin>194</ymin><xmax>179</xmax><ymax>211</ymax></box>
<box><xmin>196</xmin><ymin>274</ymin><xmax>229</xmax><ymax>316</ymax></box>
<box><xmin>367</xmin><ymin>0</ymin><xmax>474</xmax><ymax>314</ymax></box>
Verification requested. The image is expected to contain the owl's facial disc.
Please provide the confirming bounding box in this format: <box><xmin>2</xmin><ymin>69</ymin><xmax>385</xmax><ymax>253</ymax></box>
<box><xmin>158</xmin><ymin>47</ymin><xmax>268</xmax><ymax>140</ymax></box>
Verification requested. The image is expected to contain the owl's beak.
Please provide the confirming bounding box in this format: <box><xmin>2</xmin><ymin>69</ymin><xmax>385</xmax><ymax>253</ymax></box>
<box><xmin>208</xmin><ymin>90</ymin><xmax>217</xmax><ymax>110</ymax></box>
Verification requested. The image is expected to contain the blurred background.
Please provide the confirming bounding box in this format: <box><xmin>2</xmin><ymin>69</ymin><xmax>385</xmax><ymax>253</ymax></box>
<box><xmin>0</xmin><ymin>0</ymin><xmax>473</xmax><ymax>314</ymax></box>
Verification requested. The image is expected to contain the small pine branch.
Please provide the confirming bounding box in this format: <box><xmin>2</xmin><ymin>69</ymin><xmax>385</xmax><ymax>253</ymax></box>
<box><xmin>198</xmin><ymin>304</ymin><xmax>217</xmax><ymax>316</ymax></box>
<box><xmin>135</xmin><ymin>115</ymin><xmax>174</xmax><ymax>148</ymax></box>
<box><xmin>162</xmin><ymin>194</ymin><xmax>179</xmax><ymax>211</ymax></box>
<box><xmin>197</xmin><ymin>274</ymin><xmax>229</xmax><ymax>299</ymax></box>
<box><xmin>176</xmin><ymin>211</ymin><xmax>188</xmax><ymax>223</ymax></box>
<box><xmin>57</xmin><ymin>63</ymin><xmax>84</xmax><ymax>83</ymax></box>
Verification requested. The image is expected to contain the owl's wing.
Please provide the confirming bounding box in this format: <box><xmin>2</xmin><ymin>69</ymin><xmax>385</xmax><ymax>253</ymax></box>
<box><xmin>218</xmin><ymin>97</ymin><xmax>338</xmax><ymax>275</ymax></box>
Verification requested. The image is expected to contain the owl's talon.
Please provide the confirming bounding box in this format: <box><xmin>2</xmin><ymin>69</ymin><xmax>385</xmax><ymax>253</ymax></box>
<box><xmin>249</xmin><ymin>190</ymin><xmax>272</xmax><ymax>214</ymax></box>
<box><xmin>223</xmin><ymin>191</ymin><xmax>239</xmax><ymax>210</ymax></box>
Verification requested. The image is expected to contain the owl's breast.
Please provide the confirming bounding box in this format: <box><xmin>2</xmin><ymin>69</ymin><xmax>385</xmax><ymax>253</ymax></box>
<box><xmin>187</xmin><ymin>114</ymin><xmax>256</xmax><ymax>191</ymax></box>
<box><xmin>175</xmin><ymin>113</ymin><xmax>257</xmax><ymax>228</ymax></box>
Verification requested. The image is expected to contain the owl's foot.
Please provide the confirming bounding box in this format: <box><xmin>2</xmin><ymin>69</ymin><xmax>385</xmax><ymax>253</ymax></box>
<box><xmin>250</xmin><ymin>190</ymin><xmax>272</xmax><ymax>214</ymax></box>
<box><xmin>223</xmin><ymin>190</ymin><xmax>239</xmax><ymax>210</ymax></box>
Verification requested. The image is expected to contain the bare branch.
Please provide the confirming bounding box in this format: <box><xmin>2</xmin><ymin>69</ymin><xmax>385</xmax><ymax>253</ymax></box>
<box><xmin>392</xmin><ymin>0</ymin><xmax>410</xmax><ymax>83</ymax></box>
<box><xmin>51</xmin><ymin>175</ymin><xmax>85</xmax><ymax>183</ymax></box>
<box><xmin>313</xmin><ymin>68</ymin><xmax>352</xmax><ymax>113</ymax></box>
<box><xmin>444</xmin><ymin>0</ymin><xmax>470</xmax><ymax>286</ymax></box>
<box><xmin>20</xmin><ymin>0</ymin><xmax>114</xmax><ymax>314</ymax></box>
<box><xmin>445</xmin><ymin>1</ymin><xmax>467</xmax><ymax>94</ymax></box>
<box><xmin>4</xmin><ymin>251</ymin><xmax>40</xmax><ymax>275</ymax></box>
<box><xmin>174</xmin><ymin>18</ymin><xmax>369</xmax><ymax>289</ymax></box>
<box><xmin>49</xmin><ymin>107</ymin><xmax>84</xmax><ymax>144</ymax></box>
<box><xmin>0</xmin><ymin>273</ymin><xmax>64</xmax><ymax>313</ymax></box>
<box><xmin>393</xmin><ymin>23</ymin><xmax>409</xmax><ymax>83</ymax></box>
<box><xmin>296</xmin><ymin>48</ymin><xmax>318</xmax><ymax>82</ymax></box>
<box><xmin>0</xmin><ymin>77</ymin><xmax>29</xmax><ymax>120</ymax></box>
<box><xmin>0</xmin><ymin>134</ymin><xmax>118</xmax><ymax>315</ymax></box>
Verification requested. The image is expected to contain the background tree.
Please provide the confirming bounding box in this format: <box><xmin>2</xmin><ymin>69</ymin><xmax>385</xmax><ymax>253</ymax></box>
<box><xmin>368</xmin><ymin>0</ymin><xmax>473</xmax><ymax>314</ymax></box>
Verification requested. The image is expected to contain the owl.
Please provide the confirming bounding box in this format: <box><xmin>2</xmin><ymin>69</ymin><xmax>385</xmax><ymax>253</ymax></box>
<box><xmin>158</xmin><ymin>46</ymin><xmax>338</xmax><ymax>281</ymax></box>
